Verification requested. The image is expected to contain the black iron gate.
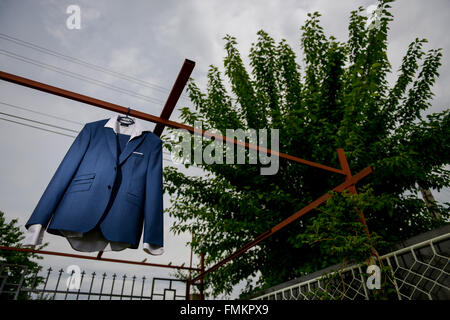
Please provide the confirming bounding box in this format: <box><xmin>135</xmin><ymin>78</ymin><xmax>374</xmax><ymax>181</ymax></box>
<box><xmin>0</xmin><ymin>263</ymin><xmax>188</xmax><ymax>300</ymax></box>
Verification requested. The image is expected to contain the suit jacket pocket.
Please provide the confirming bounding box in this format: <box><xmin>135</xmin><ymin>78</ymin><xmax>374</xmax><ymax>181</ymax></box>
<box><xmin>73</xmin><ymin>173</ymin><xmax>96</xmax><ymax>181</ymax></box>
<box><xmin>67</xmin><ymin>181</ymin><xmax>93</xmax><ymax>193</ymax></box>
<box><xmin>68</xmin><ymin>173</ymin><xmax>95</xmax><ymax>193</ymax></box>
<box><xmin>126</xmin><ymin>192</ymin><xmax>142</xmax><ymax>207</ymax></box>
<box><xmin>127</xmin><ymin>155</ymin><xmax>145</xmax><ymax>197</ymax></box>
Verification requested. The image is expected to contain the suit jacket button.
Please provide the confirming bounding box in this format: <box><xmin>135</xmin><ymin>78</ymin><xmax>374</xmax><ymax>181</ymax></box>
<box><xmin>114</xmin><ymin>166</ymin><xmax>117</xmax><ymax>171</ymax></box>
<box><xmin>108</xmin><ymin>185</ymin><xmax>112</xmax><ymax>189</ymax></box>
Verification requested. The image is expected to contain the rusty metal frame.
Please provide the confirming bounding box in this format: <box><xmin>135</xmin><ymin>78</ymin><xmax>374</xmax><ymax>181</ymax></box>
<box><xmin>0</xmin><ymin>60</ymin><xmax>197</xmax><ymax>273</ymax></box>
<box><xmin>0</xmin><ymin>246</ymin><xmax>200</xmax><ymax>272</ymax></box>
<box><xmin>0</xmin><ymin>69</ymin><xmax>346</xmax><ymax>176</ymax></box>
<box><xmin>188</xmin><ymin>165</ymin><xmax>372</xmax><ymax>285</ymax></box>
<box><xmin>0</xmin><ymin>60</ymin><xmax>373</xmax><ymax>301</ymax></box>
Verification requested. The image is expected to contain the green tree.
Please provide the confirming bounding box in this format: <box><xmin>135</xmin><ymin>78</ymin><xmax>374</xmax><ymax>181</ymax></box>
<box><xmin>163</xmin><ymin>0</ymin><xmax>449</xmax><ymax>297</ymax></box>
<box><xmin>0</xmin><ymin>210</ymin><xmax>47</xmax><ymax>300</ymax></box>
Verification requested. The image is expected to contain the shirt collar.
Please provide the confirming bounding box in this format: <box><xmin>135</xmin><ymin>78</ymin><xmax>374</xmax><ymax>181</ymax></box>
<box><xmin>104</xmin><ymin>114</ymin><xmax>148</xmax><ymax>141</ymax></box>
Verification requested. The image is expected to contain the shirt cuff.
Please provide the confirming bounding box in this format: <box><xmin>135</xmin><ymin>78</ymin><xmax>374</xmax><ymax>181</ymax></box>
<box><xmin>143</xmin><ymin>243</ymin><xmax>164</xmax><ymax>256</ymax></box>
<box><xmin>22</xmin><ymin>224</ymin><xmax>45</xmax><ymax>248</ymax></box>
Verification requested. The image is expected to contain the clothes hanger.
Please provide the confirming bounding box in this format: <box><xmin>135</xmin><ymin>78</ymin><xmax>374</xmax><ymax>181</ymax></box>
<box><xmin>117</xmin><ymin>107</ymin><xmax>135</xmax><ymax>127</ymax></box>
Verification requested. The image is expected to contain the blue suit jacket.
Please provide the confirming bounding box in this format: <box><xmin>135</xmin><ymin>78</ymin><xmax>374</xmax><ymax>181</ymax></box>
<box><xmin>25</xmin><ymin>118</ymin><xmax>163</xmax><ymax>249</ymax></box>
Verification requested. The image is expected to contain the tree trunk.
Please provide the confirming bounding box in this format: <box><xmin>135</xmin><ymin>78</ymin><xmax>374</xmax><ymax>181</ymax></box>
<box><xmin>418</xmin><ymin>186</ymin><xmax>441</xmax><ymax>220</ymax></box>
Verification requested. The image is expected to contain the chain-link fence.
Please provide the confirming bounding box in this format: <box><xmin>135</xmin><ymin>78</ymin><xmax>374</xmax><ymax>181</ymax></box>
<box><xmin>250</xmin><ymin>226</ymin><xmax>450</xmax><ymax>300</ymax></box>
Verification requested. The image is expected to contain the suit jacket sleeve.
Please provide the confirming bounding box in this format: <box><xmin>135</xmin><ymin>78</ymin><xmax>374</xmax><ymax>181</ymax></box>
<box><xmin>25</xmin><ymin>123</ymin><xmax>91</xmax><ymax>229</ymax></box>
<box><xmin>143</xmin><ymin>138</ymin><xmax>164</xmax><ymax>248</ymax></box>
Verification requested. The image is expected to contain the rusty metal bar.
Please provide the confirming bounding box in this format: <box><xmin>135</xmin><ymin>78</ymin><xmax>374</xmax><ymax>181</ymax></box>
<box><xmin>0</xmin><ymin>70</ymin><xmax>345</xmax><ymax>175</ymax></box>
<box><xmin>199</xmin><ymin>253</ymin><xmax>205</xmax><ymax>300</ymax></box>
<box><xmin>153</xmin><ymin>59</ymin><xmax>195</xmax><ymax>137</ymax></box>
<box><xmin>337</xmin><ymin>148</ymin><xmax>376</xmax><ymax>260</ymax></box>
<box><xmin>336</xmin><ymin>148</ymin><xmax>370</xmax><ymax>230</ymax></box>
<box><xmin>336</xmin><ymin>148</ymin><xmax>352</xmax><ymax>179</ymax></box>
<box><xmin>189</xmin><ymin>166</ymin><xmax>373</xmax><ymax>283</ymax></box>
<box><xmin>0</xmin><ymin>246</ymin><xmax>201</xmax><ymax>272</ymax></box>
<box><xmin>186</xmin><ymin>279</ymin><xmax>191</xmax><ymax>301</ymax></box>
<box><xmin>96</xmin><ymin>251</ymin><xmax>103</xmax><ymax>259</ymax></box>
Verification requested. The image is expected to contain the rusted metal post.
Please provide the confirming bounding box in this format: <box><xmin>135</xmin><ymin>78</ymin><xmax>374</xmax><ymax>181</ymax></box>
<box><xmin>336</xmin><ymin>148</ymin><xmax>378</xmax><ymax>260</ymax></box>
<box><xmin>336</xmin><ymin>148</ymin><xmax>369</xmax><ymax>231</ymax></box>
<box><xmin>199</xmin><ymin>253</ymin><xmax>205</xmax><ymax>300</ymax></box>
<box><xmin>153</xmin><ymin>59</ymin><xmax>195</xmax><ymax>137</ymax></box>
<box><xmin>186</xmin><ymin>280</ymin><xmax>191</xmax><ymax>301</ymax></box>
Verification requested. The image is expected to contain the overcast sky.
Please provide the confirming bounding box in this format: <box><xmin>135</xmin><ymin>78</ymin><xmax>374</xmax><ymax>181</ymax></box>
<box><xmin>0</xmin><ymin>0</ymin><xmax>449</xmax><ymax>300</ymax></box>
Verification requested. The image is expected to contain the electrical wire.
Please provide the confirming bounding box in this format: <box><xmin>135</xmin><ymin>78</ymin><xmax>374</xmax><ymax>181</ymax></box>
<box><xmin>0</xmin><ymin>49</ymin><xmax>165</xmax><ymax>106</ymax></box>
<box><xmin>0</xmin><ymin>111</ymin><xmax>78</xmax><ymax>133</ymax></box>
<box><xmin>0</xmin><ymin>117</ymin><xmax>76</xmax><ymax>138</ymax></box>
<box><xmin>0</xmin><ymin>32</ymin><xmax>191</xmax><ymax>102</ymax></box>
<box><xmin>0</xmin><ymin>33</ymin><xmax>200</xmax><ymax>166</ymax></box>
<box><xmin>0</xmin><ymin>116</ymin><xmax>179</xmax><ymax>164</ymax></box>
<box><xmin>0</xmin><ymin>101</ymin><xmax>83</xmax><ymax>125</ymax></box>
<box><xmin>0</xmin><ymin>110</ymin><xmax>201</xmax><ymax>168</ymax></box>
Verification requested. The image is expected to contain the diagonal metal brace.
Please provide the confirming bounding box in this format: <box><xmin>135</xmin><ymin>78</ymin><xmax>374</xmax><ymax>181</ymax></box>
<box><xmin>189</xmin><ymin>166</ymin><xmax>373</xmax><ymax>284</ymax></box>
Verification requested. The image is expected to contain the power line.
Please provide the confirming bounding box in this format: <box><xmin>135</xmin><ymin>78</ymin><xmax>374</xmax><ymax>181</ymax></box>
<box><xmin>0</xmin><ymin>32</ymin><xmax>169</xmax><ymax>93</ymax></box>
<box><xmin>0</xmin><ymin>116</ymin><xmax>178</xmax><ymax>164</ymax></box>
<box><xmin>0</xmin><ymin>110</ymin><xmax>201</xmax><ymax>168</ymax></box>
<box><xmin>0</xmin><ymin>111</ymin><xmax>79</xmax><ymax>133</ymax></box>
<box><xmin>0</xmin><ymin>101</ymin><xmax>83</xmax><ymax>125</ymax></box>
<box><xmin>0</xmin><ymin>49</ymin><xmax>165</xmax><ymax>106</ymax></box>
<box><xmin>0</xmin><ymin>32</ymin><xmax>191</xmax><ymax>102</ymax></box>
<box><xmin>1</xmin><ymin>116</ymin><xmax>190</xmax><ymax>165</ymax></box>
<box><xmin>0</xmin><ymin>117</ymin><xmax>76</xmax><ymax>138</ymax></box>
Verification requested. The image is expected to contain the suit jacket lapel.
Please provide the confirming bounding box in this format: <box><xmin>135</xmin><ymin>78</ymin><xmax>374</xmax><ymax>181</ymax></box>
<box><xmin>119</xmin><ymin>134</ymin><xmax>146</xmax><ymax>165</ymax></box>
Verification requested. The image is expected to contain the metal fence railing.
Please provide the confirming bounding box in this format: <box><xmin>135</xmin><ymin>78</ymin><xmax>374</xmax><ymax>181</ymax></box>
<box><xmin>0</xmin><ymin>263</ymin><xmax>188</xmax><ymax>300</ymax></box>
<box><xmin>251</xmin><ymin>229</ymin><xmax>450</xmax><ymax>300</ymax></box>
<box><xmin>2</xmin><ymin>228</ymin><xmax>449</xmax><ymax>300</ymax></box>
